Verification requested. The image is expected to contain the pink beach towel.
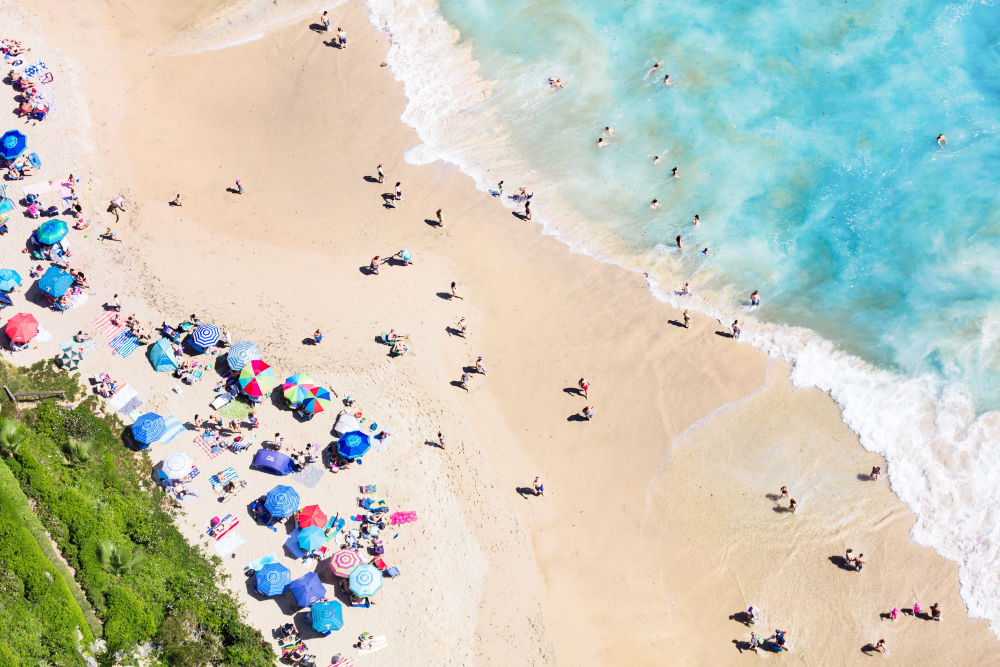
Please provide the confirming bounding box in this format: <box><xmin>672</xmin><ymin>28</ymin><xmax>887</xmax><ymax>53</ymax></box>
<box><xmin>389</xmin><ymin>511</ymin><xmax>417</xmax><ymax>526</ymax></box>
<box><xmin>194</xmin><ymin>435</ymin><xmax>225</xmax><ymax>460</ymax></box>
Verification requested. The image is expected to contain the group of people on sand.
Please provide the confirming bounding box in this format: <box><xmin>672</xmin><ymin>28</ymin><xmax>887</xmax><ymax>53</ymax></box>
<box><xmin>318</xmin><ymin>11</ymin><xmax>347</xmax><ymax>49</ymax></box>
<box><xmin>6</xmin><ymin>42</ymin><xmax>50</xmax><ymax>120</ymax></box>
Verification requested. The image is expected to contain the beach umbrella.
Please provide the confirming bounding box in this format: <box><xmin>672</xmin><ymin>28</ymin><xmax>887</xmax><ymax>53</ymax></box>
<box><xmin>5</xmin><ymin>312</ymin><xmax>38</xmax><ymax>343</ymax></box>
<box><xmin>288</xmin><ymin>572</ymin><xmax>326</xmax><ymax>607</ymax></box>
<box><xmin>348</xmin><ymin>563</ymin><xmax>382</xmax><ymax>598</ymax></box>
<box><xmin>301</xmin><ymin>385</ymin><xmax>332</xmax><ymax>416</ymax></box>
<box><xmin>297</xmin><ymin>526</ymin><xmax>326</xmax><ymax>552</ymax></box>
<box><xmin>329</xmin><ymin>549</ymin><xmax>362</xmax><ymax>577</ymax></box>
<box><xmin>0</xmin><ymin>268</ymin><xmax>21</xmax><ymax>292</ymax></box>
<box><xmin>190</xmin><ymin>323</ymin><xmax>220</xmax><ymax>349</ymax></box>
<box><xmin>56</xmin><ymin>348</ymin><xmax>83</xmax><ymax>370</ymax></box>
<box><xmin>238</xmin><ymin>359</ymin><xmax>276</xmax><ymax>399</ymax></box>
<box><xmin>0</xmin><ymin>130</ymin><xmax>26</xmax><ymax>160</ymax></box>
<box><xmin>35</xmin><ymin>219</ymin><xmax>69</xmax><ymax>245</ymax></box>
<box><xmin>148</xmin><ymin>338</ymin><xmax>178</xmax><ymax>372</ymax></box>
<box><xmin>337</xmin><ymin>430</ymin><xmax>371</xmax><ymax>460</ymax></box>
<box><xmin>255</xmin><ymin>562</ymin><xmax>291</xmax><ymax>596</ymax></box>
<box><xmin>264</xmin><ymin>484</ymin><xmax>300</xmax><ymax>518</ymax></box>
<box><xmin>298</xmin><ymin>504</ymin><xmax>327</xmax><ymax>529</ymax></box>
<box><xmin>161</xmin><ymin>451</ymin><xmax>193</xmax><ymax>479</ymax></box>
<box><xmin>225</xmin><ymin>341</ymin><xmax>259</xmax><ymax>371</ymax></box>
<box><xmin>38</xmin><ymin>266</ymin><xmax>74</xmax><ymax>298</ymax></box>
<box><xmin>310</xmin><ymin>600</ymin><xmax>344</xmax><ymax>633</ymax></box>
<box><xmin>282</xmin><ymin>372</ymin><xmax>314</xmax><ymax>404</ymax></box>
<box><xmin>131</xmin><ymin>412</ymin><xmax>165</xmax><ymax>445</ymax></box>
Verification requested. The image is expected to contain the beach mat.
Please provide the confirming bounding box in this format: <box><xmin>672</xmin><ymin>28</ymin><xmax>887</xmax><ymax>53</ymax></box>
<box><xmin>357</xmin><ymin>635</ymin><xmax>388</xmax><ymax>655</ymax></box>
<box><xmin>213</xmin><ymin>530</ymin><xmax>245</xmax><ymax>557</ymax></box>
<box><xmin>218</xmin><ymin>399</ymin><xmax>251</xmax><ymax>421</ymax></box>
<box><xmin>283</xmin><ymin>529</ymin><xmax>307</xmax><ymax>559</ymax></box>
<box><xmin>290</xmin><ymin>465</ymin><xmax>324</xmax><ymax>489</ymax></box>
<box><xmin>194</xmin><ymin>435</ymin><xmax>225</xmax><ymax>459</ymax></box>
<box><xmin>110</xmin><ymin>330</ymin><xmax>141</xmax><ymax>358</ymax></box>
<box><xmin>92</xmin><ymin>311</ymin><xmax>126</xmax><ymax>339</ymax></box>
<box><xmin>106</xmin><ymin>384</ymin><xmax>136</xmax><ymax>411</ymax></box>
<box><xmin>157</xmin><ymin>417</ymin><xmax>185</xmax><ymax>445</ymax></box>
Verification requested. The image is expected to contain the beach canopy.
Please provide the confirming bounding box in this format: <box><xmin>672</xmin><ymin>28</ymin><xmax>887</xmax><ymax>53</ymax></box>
<box><xmin>148</xmin><ymin>338</ymin><xmax>179</xmax><ymax>372</ymax></box>
<box><xmin>56</xmin><ymin>348</ymin><xmax>82</xmax><ymax>370</ymax></box>
<box><xmin>161</xmin><ymin>451</ymin><xmax>193</xmax><ymax>480</ymax></box>
<box><xmin>255</xmin><ymin>562</ymin><xmax>291</xmax><ymax>597</ymax></box>
<box><xmin>252</xmin><ymin>448</ymin><xmax>294</xmax><ymax>476</ymax></box>
<box><xmin>298</xmin><ymin>504</ymin><xmax>327</xmax><ymax>529</ymax></box>
<box><xmin>0</xmin><ymin>268</ymin><xmax>22</xmax><ymax>292</ymax></box>
<box><xmin>301</xmin><ymin>386</ymin><xmax>332</xmax><ymax>416</ymax></box>
<box><xmin>190</xmin><ymin>323</ymin><xmax>220</xmax><ymax>350</ymax></box>
<box><xmin>5</xmin><ymin>312</ymin><xmax>38</xmax><ymax>343</ymax></box>
<box><xmin>282</xmin><ymin>372</ymin><xmax>314</xmax><ymax>404</ymax></box>
<box><xmin>238</xmin><ymin>359</ymin><xmax>276</xmax><ymax>399</ymax></box>
<box><xmin>297</xmin><ymin>525</ymin><xmax>326</xmax><ymax>552</ymax></box>
<box><xmin>348</xmin><ymin>563</ymin><xmax>382</xmax><ymax>598</ymax></box>
<box><xmin>131</xmin><ymin>412</ymin><xmax>165</xmax><ymax>445</ymax></box>
<box><xmin>310</xmin><ymin>600</ymin><xmax>344</xmax><ymax>633</ymax></box>
<box><xmin>225</xmin><ymin>341</ymin><xmax>259</xmax><ymax>371</ymax></box>
<box><xmin>329</xmin><ymin>549</ymin><xmax>362</xmax><ymax>578</ymax></box>
<box><xmin>264</xmin><ymin>484</ymin><xmax>300</xmax><ymax>518</ymax></box>
<box><xmin>38</xmin><ymin>266</ymin><xmax>74</xmax><ymax>298</ymax></box>
<box><xmin>35</xmin><ymin>219</ymin><xmax>69</xmax><ymax>246</ymax></box>
<box><xmin>333</xmin><ymin>411</ymin><xmax>362</xmax><ymax>437</ymax></box>
<box><xmin>337</xmin><ymin>430</ymin><xmax>371</xmax><ymax>460</ymax></box>
<box><xmin>0</xmin><ymin>130</ymin><xmax>26</xmax><ymax>160</ymax></box>
<box><xmin>289</xmin><ymin>572</ymin><xmax>326</xmax><ymax>607</ymax></box>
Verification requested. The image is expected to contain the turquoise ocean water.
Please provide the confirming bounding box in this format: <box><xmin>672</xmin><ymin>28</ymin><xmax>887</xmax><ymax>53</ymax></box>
<box><xmin>366</xmin><ymin>0</ymin><xmax>1000</xmax><ymax>634</ymax></box>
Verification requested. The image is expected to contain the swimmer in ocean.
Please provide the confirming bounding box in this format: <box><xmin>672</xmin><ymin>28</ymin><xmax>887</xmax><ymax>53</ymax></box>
<box><xmin>650</xmin><ymin>198</ymin><xmax>658</xmax><ymax>209</ymax></box>
<box><xmin>663</xmin><ymin>74</ymin><xmax>672</xmax><ymax>86</ymax></box>
<box><xmin>653</xmin><ymin>155</ymin><xmax>660</xmax><ymax>164</ymax></box>
<box><xmin>604</xmin><ymin>126</ymin><xmax>614</xmax><ymax>136</ymax></box>
<box><xmin>693</xmin><ymin>214</ymin><xmax>700</xmax><ymax>225</ymax></box>
<box><xmin>645</xmin><ymin>61</ymin><xmax>662</xmax><ymax>79</ymax></box>
<box><xmin>672</xmin><ymin>166</ymin><xmax>680</xmax><ymax>178</ymax></box>
<box><xmin>597</xmin><ymin>137</ymin><xmax>607</xmax><ymax>147</ymax></box>
<box><xmin>937</xmin><ymin>133</ymin><xmax>947</xmax><ymax>147</ymax></box>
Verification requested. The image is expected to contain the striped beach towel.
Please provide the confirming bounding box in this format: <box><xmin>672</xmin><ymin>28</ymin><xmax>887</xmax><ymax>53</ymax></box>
<box><xmin>194</xmin><ymin>435</ymin><xmax>225</xmax><ymax>459</ymax></box>
<box><xmin>157</xmin><ymin>416</ymin><xmax>185</xmax><ymax>444</ymax></box>
<box><xmin>92</xmin><ymin>311</ymin><xmax>126</xmax><ymax>340</ymax></box>
<box><xmin>110</xmin><ymin>330</ymin><xmax>141</xmax><ymax>358</ymax></box>
<box><xmin>210</xmin><ymin>466</ymin><xmax>238</xmax><ymax>492</ymax></box>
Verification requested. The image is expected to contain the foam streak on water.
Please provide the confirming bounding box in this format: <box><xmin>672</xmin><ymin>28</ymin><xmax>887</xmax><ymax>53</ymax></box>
<box><xmin>367</xmin><ymin>0</ymin><xmax>1000</xmax><ymax>636</ymax></box>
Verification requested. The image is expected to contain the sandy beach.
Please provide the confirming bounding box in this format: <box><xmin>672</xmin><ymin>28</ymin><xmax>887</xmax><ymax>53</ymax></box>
<box><xmin>3</xmin><ymin>0</ymin><xmax>999</xmax><ymax>663</ymax></box>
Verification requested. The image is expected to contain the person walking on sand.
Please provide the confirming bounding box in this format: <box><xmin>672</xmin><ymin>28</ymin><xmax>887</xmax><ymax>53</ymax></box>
<box><xmin>437</xmin><ymin>431</ymin><xmax>446</xmax><ymax>450</ymax></box>
<box><xmin>749</xmin><ymin>631</ymin><xmax>760</xmax><ymax>652</ymax></box>
<box><xmin>436</xmin><ymin>208</ymin><xmax>443</xmax><ymax>226</ymax></box>
<box><xmin>110</xmin><ymin>293</ymin><xmax>122</xmax><ymax>311</ymax></box>
<box><xmin>524</xmin><ymin>200</ymin><xmax>532</xmax><ymax>220</ymax></box>
<box><xmin>337</xmin><ymin>26</ymin><xmax>347</xmax><ymax>48</ymax></box>
<box><xmin>875</xmin><ymin>639</ymin><xmax>887</xmax><ymax>655</ymax></box>
<box><xmin>394</xmin><ymin>181</ymin><xmax>403</xmax><ymax>203</ymax></box>
<box><xmin>321</xmin><ymin>10</ymin><xmax>330</xmax><ymax>30</ymax></box>
<box><xmin>457</xmin><ymin>317</ymin><xmax>467</xmax><ymax>337</ymax></box>
<box><xmin>683</xmin><ymin>310</ymin><xmax>690</xmax><ymax>328</ymax></box>
<box><xmin>377</xmin><ymin>163</ymin><xmax>384</xmax><ymax>183</ymax></box>
<box><xmin>750</xmin><ymin>290</ymin><xmax>760</xmax><ymax>306</ymax></box>
<box><xmin>779</xmin><ymin>485</ymin><xmax>789</xmax><ymax>500</ymax></box>
<box><xmin>870</xmin><ymin>465</ymin><xmax>881</xmax><ymax>480</ymax></box>
<box><xmin>788</xmin><ymin>498</ymin><xmax>797</xmax><ymax>512</ymax></box>
<box><xmin>937</xmin><ymin>134</ymin><xmax>947</xmax><ymax>147</ymax></box>
<box><xmin>845</xmin><ymin>548</ymin><xmax>855</xmax><ymax>566</ymax></box>
<box><xmin>930</xmin><ymin>603</ymin><xmax>941</xmax><ymax>621</ymax></box>
<box><xmin>497</xmin><ymin>180</ymin><xmax>503</xmax><ymax>196</ymax></box>
<box><xmin>747</xmin><ymin>605</ymin><xmax>758</xmax><ymax>624</ymax></box>
<box><xmin>913</xmin><ymin>601</ymin><xmax>922</xmax><ymax>617</ymax></box>
<box><xmin>582</xmin><ymin>405</ymin><xmax>595</xmax><ymax>420</ymax></box>
<box><xmin>459</xmin><ymin>371</ymin><xmax>470</xmax><ymax>391</ymax></box>
<box><xmin>370</xmin><ymin>256</ymin><xmax>381</xmax><ymax>275</ymax></box>
<box><xmin>450</xmin><ymin>281</ymin><xmax>462</xmax><ymax>299</ymax></box>
<box><xmin>475</xmin><ymin>356</ymin><xmax>486</xmax><ymax>375</ymax></box>
<box><xmin>578</xmin><ymin>378</ymin><xmax>590</xmax><ymax>399</ymax></box>
<box><xmin>853</xmin><ymin>553</ymin><xmax>865</xmax><ymax>572</ymax></box>
<box><xmin>533</xmin><ymin>476</ymin><xmax>544</xmax><ymax>496</ymax></box>
<box><xmin>889</xmin><ymin>607</ymin><xmax>899</xmax><ymax>621</ymax></box>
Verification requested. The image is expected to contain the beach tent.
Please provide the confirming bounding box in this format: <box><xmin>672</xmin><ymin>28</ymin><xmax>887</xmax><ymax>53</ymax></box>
<box><xmin>5</xmin><ymin>312</ymin><xmax>38</xmax><ymax>343</ymax></box>
<box><xmin>131</xmin><ymin>412</ymin><xmax>165</xmax><ymax>446</ymax></box>
<box><xmin>34</xmin><ymin>219</ymin><xmax>69</xmax><ymax>246</ymax></box>
<box><xmin>252</xmin><ymin>449</ymin><xmax>295</xmax><ymax>476</ymax></box>
<box><xmin>289</xmin><ymin>572</ymin><xmax>326</xmax><ymax>607</ymax></box>
<box><xmin>332</xmin><ymin>411</ymin><xmax>362</xmax><ymax>437</ymax></box>
<box><xmin>264</xmin><ymin>484</ymin><xmax>300</xmax><ymax>518</ymax></box>
<box><xmin>282</xmin><ymin>372</ymin><xmax>314</xmax><ymax>405</ymax></box>
<box><xmin>337</xmin><ymin>430</ymin><xmax>371</xmax><ymax>460</ymax></box>
<box><xmin>38</xmin><ymin>266</ymin><xmax>74</xmax><ymax>298</ymax></box>
<box><xmin>310</xmin><ymin>600</ymin><xmax>344</xmax><ymax>633</ymax></box>
<box><xmin>329</xmin><ymin>549</ymin><xmax>362</xmax><ymax>577</ymax></box>
<box><xmin>189</xmin><ymin>323</ymin><xmax>220</xmax><ymax>353</ymax></box>
<box><xmin>301</xmin><ymin>386</ymin><xmax>332</xmax><ymax>416</ymax></box>
<box><xmin>348</xmin><ymin>563</ymin><xmax>382</xmax><ymax>598</ymax></box>
<box><xmin>297</xmin><ymin>526</ymin><xmax>326</xmax><ymax>552</ymax></box>
<box><xmin>148</xmin><ymin>338</ymin><xmax>179</xmax><ymax>372</ymax></box>
<box><xmin>0</xmin><ymin>130</ymin><xmax>26</xmax><ymax>160</ymax></box>
<box><xmin>56</xmin><ymin>348</ymin><xmax>82</xmax><ymax>370</ymax></box>
<box><xmin>298</xmin><ymin>504</ymin><xmax>327</xmax><ymax>529</ymax></box>
<box><xmin>161</xmin><ymin>451</ymin><xmax>193</xmax><ymax>480</ymax></box>
<box><xmin>255</xmin><ymin>562</ymin><xmax>291</xmax><ymax>596</ymax></box>
<box><xmin>238</xmin><ymin>359</ymin><xmax>276</xmax><ymax>400</ymax></box>
<box><xmin>0</xmin><ymin>268</ymin><xmax>22</xmax><ymax>292</ymax></box>
<box><xmin>225</xmin><ymin>341</ymin><xmax>259</xmax><ymax>371</ymax></box>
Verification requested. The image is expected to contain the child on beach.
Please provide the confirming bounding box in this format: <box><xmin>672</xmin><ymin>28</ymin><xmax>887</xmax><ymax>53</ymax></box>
<box><xmin>377</xmin><ymin>164</ymin><xmax>384</xmax><ymax>183</ymax></box>
<box><xmin>314</xmin><ymin>329</ymin><xmax>323</xmax><ymax>344</ymax></box>
<box><xmin>235</xmin><ymin>179</ymin><xmax>243</xmax><ymax>194</ymax></box>
<box><xmin>533</xmin><ymin>476</ymin><xmax>544</xmax><ymax>496</ymax></box>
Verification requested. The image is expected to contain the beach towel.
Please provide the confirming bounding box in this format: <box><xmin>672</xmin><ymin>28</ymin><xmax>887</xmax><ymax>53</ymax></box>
<box><xmin>213</xmin><ymin>530</ymin><xmax>245</xmax><ymax>557</ymax></box>
<box><xmin>330</xmin><ymin>657</ymin><xmax>354</xmax><ymax>667</ymax></box>
<box><xmin>390</xmin><ymin>511</ymin><xmax>418</xmax><ymax>526</ymax></box>
<box><xmin>325</xmin><ymin>517</ymin><xmax>346</xmax><ymax>542</ymax></box>
<box><xmin>92</xmin><ymin>312</ymin><xmax>126</xmax><ymax>340</ymax></box>
<box><xmin>194</xmin><ymin>435</ymin><xmax>225</xmax><ymax>460</ymax></box>
<box><xmin>110</xmin><ymin>331</ymin><xmax>141</xmax><ymax>358</ymax></box>
<box><xmin>290</xmin><ymin>465</ymin><xmax>324</xmax><ymax>489</ymax></box>
<box><xmin>283</xmin><ymin>529</ymin><xmax>307</xmax><ymax>559</ymax></box>
<box><xmin>357</xmin><ymin>635</ymin><xmax>388</xmax><ymax>655</ymax></box>
<box><xmin>157</xmin><ymin>416</ymin><xmax>185</xmax><ymax>444</ymax></box>
<box><xmin>118</xmin><ymin>397</ymin><xmax>142</xmax><ymax>415</ymax></box>
<box><xmin>245</xmin><ymin>552</ymin><xmax>278</xmax><ymax>573</ymax></box>
<box><xmin>106</xmin><ymin>384</ymin><xmax>136</xmax><ymax>411</ymax></box>
<box><xmin>210</xmin><ymin>467</ymin><xmax>238</xmax><ymax>493</ymax></box>
<box><xmin>281</xmin><ymin>641</ymin><xmax>305</xmax><ymax>658</ymax></box>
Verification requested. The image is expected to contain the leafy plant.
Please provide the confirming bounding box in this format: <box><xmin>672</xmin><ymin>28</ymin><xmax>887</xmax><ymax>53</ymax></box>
<box><xmin>97</xmin><ymin>541</ymin><xmax>145</xmax><ymax>576</ymax></box>
<box><xmin>62</xmin><ymin>438</ymin><xmax>93</xmax><ymax>467</ymax></box>
<box><xmin>0</xmin><ymin>418</ymin><xmax>28</xmax><ymax>458</ymax></box>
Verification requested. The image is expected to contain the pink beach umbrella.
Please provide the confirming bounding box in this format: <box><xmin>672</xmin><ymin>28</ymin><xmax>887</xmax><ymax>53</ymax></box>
<box><xmin>329</xmin><ymin>548</ymin><xmax>362</xmax><ymax>577</ymax></box>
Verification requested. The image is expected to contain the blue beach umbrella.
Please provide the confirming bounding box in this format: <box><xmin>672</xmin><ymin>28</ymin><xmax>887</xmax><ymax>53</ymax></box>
<box><xmin>0</xmin><ymin>268</ymin><xmax>21</xmax><ymax>292</ymax></box>
<box><xmin>264</xmin><ymin>484</ymin><xmax>300</xmax><ymax>518</ymax></box>
<box><xmin>191</xmin><ymin>323</ymin><xmax>220</xmax><ymax>349</ymax></box>
<box><xmin>0</xmin><ymin>130</ymin><xmax>26</xmax><ymax>160</ymax></box>
<box><xmin>297</xmin><ymin>525</ymin><xmax>326</xmax><ymax>552</ymax></box>
<box><xmin>131</xmin><ymin>412</ymin><xmax>165</xmax><ymax>446</ymax></box>
<box><xmin>348</xmin><ymin>563</ymin><xmax>383</xmax><ymax>598</ymax></box>
<box><xmin>337</xmin><ymin>430</ymin><xmax>371</xmax><ymax>460</ymax></box>
<box><xmin>226</xmin><ymin>340</ymin><xmax>259</xmax><ymax>371</ymax></box>
<box><xmin>38</xmin><ymin>266</ymin><xmax>74</xmax><ymax>298</ymax></box>
<box><xmin>35</xmin><ymin>219</ymin><xmax>69</xmax><ymax>246</ymax></box>
<box><xmin>255</xmin><ymin>562</ymin><xmax>291</xmax><ymax>597</ymax></box>
<box><xmin>289</xmin><ymin>572</ymin><xmax>326</xmax><ymax>607</ymax></box>
<box><xmin>148</xmin><ymin>338</ymin><xmax>179</xmax><ymax>372</ymax></box>
<box><xmin>310</xmin><ymin>600</ymin><xmax>344</xmax><ymax>632</ymax></box>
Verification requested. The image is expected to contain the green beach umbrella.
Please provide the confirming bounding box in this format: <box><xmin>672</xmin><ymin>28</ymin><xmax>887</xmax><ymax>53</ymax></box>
<box><xmin>56</xmin><ymin>348</ymin><xmax>83</xmax><ymax>370</ymax></box>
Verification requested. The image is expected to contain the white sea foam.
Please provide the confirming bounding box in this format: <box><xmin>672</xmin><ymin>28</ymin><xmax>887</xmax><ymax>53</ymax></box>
<box><xmin>366</xmin><ymin>0</ymin><xmax>1000</xmax><ymax>637</ymax></box>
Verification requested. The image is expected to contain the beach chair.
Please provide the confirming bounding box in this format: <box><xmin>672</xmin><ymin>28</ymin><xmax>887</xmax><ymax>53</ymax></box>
<box><xmin>371</xmin><ymin>554</ymin><xmax>399</xmax><ymax>577</ymax></box>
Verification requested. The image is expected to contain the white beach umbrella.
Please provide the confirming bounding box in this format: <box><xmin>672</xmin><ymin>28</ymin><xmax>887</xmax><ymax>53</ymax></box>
<box><xmin>162</xmin><ymin>451</ymin><xmax>193</xmax><ymax>480</ymax></box>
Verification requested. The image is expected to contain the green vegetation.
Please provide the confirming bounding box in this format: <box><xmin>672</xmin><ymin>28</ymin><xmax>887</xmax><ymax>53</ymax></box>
<box><xmin>0</xmin><ymin>363</ymin><xmax>273</xmax><ymax>666</ymax></box>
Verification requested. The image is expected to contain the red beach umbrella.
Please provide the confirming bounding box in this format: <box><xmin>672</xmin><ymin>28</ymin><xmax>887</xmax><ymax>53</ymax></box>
<box><xmin>6</xmin><ymin>312</ymin><xmax>38</xmax><ymax>343</ymax></box>
<box><xmin>298</xmin><ymin>504</ymin><xmax>327</xmax><ymax>529</ymax></box>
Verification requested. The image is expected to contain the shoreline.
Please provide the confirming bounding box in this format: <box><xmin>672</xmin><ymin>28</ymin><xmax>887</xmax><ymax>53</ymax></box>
<box><xmin>14</xmin><ymin>0</ymin><xmax>1000</xmax><ymax>664</ymax></box>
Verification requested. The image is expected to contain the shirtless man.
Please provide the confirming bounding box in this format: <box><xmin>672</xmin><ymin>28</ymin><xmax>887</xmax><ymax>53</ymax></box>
<box><xmin>936</xmin><ymin>134</ymin><xmax>947</xmax><ymax>147</ymax></box>
<box><xmin>663</xmin><ymin>74</ymin><xmax>672</xmax><ymax>86</ymax></box>
<box><xmin>645</xmin><ymin>61</ymin><xmax>662</xmax><ymax>79</ymax></box>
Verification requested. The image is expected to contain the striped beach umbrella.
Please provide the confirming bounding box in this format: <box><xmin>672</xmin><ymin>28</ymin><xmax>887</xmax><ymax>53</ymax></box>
<box><xmin>289</xmin><ymin>572</ymin><xmax>326</xmax><ymax>607</ymax></box>
<box><xmin>34</xmin><ymin>219</ymin><xmax>68</xmax><ymax>245</ymax></box>
<box><xmin>56</xmin><ymin>348</ymin><xmax>83</xmax><ymax>370</ymax></box>
<box><xmin>161</xmin><ymin>451</ymin><xmax>193</xmax><ymax>479</ymax></box>
<box><xmin>131</xmin><ymin>412</ymin><xmax>165</xmax><ymax>445</ymax></box>
<box><xmin>301</xmin><ymin>385</ymin><xmax>332</xmax><ymax>416</ymax></box>
<box><xmin>190</xmin><ymin>323</ymin><xmax>220</xmax><ymax>349</ymax></box>
<box><xmin>255</xmin><ymin>562</ymin><xmax>291</xmax><ymax>596</ymax></box>
<box><xmin>148</xmin><ymin>338</ymin><xmax>178</xmax><ymax>372</ymax></box>
<box><xmin>282</xmin><ymin>372</ymin><xmax>314</xmax><ymax>404</ymax></box>
<box><xmin>238</xmin><ymin>359</ymin><xmax>276</xmax><ymax>399</ymax></box>
<box><xmin>337</xmin><ymin>430</ymin><xmax>371</xmax><ymax>460</ymax></box>
<box><xmin>310</xmin><ymin>600</ymin><xmax>344</xmax><ymax>633</ymax></box>
<box><xmin>298</xmin><ymin>504</ymin><xmax>327</xmax><ymax>529</ymax></box>
<box><xmin>226</xmin><ymin>341</ymin><xmax>259</xmax><ymax>371</ymax></box>
<box><xmin>348</xmin><ymin>563</ymin><xmax>382</xmax><ymax>598</ymax></box>
<box><xmin>38</xmin><ymin>266</ymin><xmax>74</xmax><ymax>298</ymax></box>
<box><xmin>329</xmin><ymin>549</ymin><xmax>362</xmax><ymax>577</ymax></box>
<box><xmin>0</xmin><ymin>268</ymin><xmax>21</xmax><ymax>292</ymax></box>
<box><xmin>297</xmin><ymin>526</ymin><xmax>326</xmax><ymax>552</ymax></box>
<box><xmin>264</xmin><ymin>484</ymin><xmax>300</xmax><ymax>518</ymax></box>
<box><xmin>5</xmin><ymin>312</ymin><xmax>38</xmax><ymax>343</ymax></box>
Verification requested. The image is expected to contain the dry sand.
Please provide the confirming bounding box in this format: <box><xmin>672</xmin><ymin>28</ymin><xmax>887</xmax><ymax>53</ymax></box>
<box><xmin>2</xmin><ymin>0</ymin><xmax>997</xmax><ymax>664</ymax></box>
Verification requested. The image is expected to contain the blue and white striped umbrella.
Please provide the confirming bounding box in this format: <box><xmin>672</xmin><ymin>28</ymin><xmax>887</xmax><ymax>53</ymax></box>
<box><xmin>264</xmin><ymin>484</ymin><xmax>300</xmax><ymax>518</ymax></box>
<box><xmin>226</xmin><ymin>341</ymin><xmax>259</xmax><ymax>371</ymax></box>
<box><xmin>255</xmin><ymin>562</ymin><xmax>291</xmax><ymax>596</ymax></box>
<box><xmin>132</xmin><ymin>412</ymin><xmax>165</xmax><ymax>445</ymax></box>
<box><xmin>191</xmin><ymin>323</ymin><xmax>220</xmax><ymax>348</ymax></box>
